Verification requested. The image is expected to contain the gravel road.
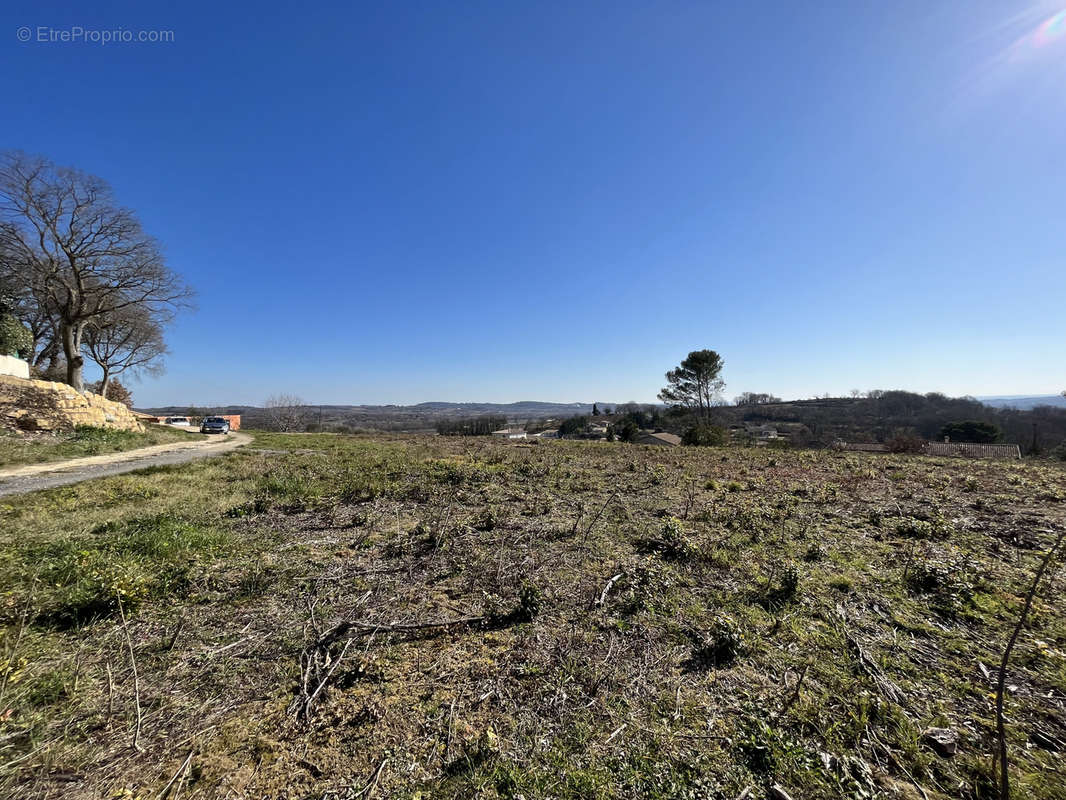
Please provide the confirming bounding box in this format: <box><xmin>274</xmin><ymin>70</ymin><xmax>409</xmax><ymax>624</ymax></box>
<box><xmin>0</xmin><ymin>432</ymin><xmax>251</xmax><ymax>498</ymax></box>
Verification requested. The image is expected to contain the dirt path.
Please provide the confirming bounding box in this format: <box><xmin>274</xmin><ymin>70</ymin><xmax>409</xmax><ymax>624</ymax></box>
<box><xmin>0</xmin><ymin>432</ymin><xmax>252</xmax><ymax>498</ymax></box>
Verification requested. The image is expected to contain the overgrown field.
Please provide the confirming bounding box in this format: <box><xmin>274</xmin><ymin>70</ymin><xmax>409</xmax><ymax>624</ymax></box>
<box><xmin>0</xmin><ymin>424</ymin><xmax>202</xmax><ymax>469</ymax></box>
<box><xmin>0</xmin><ymin>433</ymin><xmax>1063</xmax><ymax>799</ymax></box>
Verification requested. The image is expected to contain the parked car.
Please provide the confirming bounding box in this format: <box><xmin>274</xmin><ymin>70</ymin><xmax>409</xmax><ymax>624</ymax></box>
<box><xmin>164</xmin><ymin>416</ymin><xmax>191</xmax><ymax>426</ymax></box>
<box><xmin>200</xmin><ymin>416</ymin><xmax>231</xmax><ymax>434</ymax></box>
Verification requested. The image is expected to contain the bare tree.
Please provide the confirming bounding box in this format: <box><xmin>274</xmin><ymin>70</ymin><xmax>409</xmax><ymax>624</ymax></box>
<box><xmin>26</xmin><ymin>308</ymin><xmax>61</xmax><ymax>369</ymax></box>
<box><xmin>265</xmin><ymin>394</ymin><xmax>309</xmax><ymax>432</ymax></box>
<box><xmin>0</xmin><ymin>151</ymin><xmax>193</xmax><ymax>390</ymax></box>
<box><xmin>0</xmin><ymin>252</ymin><xmax>57</xmax><ymax>366</ymax></box>
<box><xmin>83</xmin><ymin>305</ymin><xmax>168</xmax><ymax>397</ymax></box>
<box><xmin>735</xmin><ymin>392</ymin><xmax>782</xmax><ymax>406</ymax></box>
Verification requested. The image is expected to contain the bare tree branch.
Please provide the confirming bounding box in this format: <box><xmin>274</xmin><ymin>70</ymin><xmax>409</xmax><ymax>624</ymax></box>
<box><xmin>264</xmin><ymin>393</ymin><xmax>309</xmax><ymax>432</ymax></box>
<box><xmin>0</xmin><ymin>151</ymin><xmax>193</xmax><ymax>390</ymax></box>
<box><xmin>83</xmin><ymin>304</ymin><xmax>168</xmax><ymax>396</ymax></box>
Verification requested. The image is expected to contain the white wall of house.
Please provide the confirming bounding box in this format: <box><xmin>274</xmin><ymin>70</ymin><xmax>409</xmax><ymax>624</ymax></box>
<box><xmin>0</xmin><ymin>355</ymin><xmax>29</xmax><ymax>379</ymax></box>
<box><xmin>492</xmin><ymin>429</ymin><xmax>527</xmax><ymax>439</ymax></box>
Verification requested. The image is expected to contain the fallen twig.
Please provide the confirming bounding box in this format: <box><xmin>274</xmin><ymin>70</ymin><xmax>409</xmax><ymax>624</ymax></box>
<box><xmin>300</xmin><ymin>637</ymin><xmax>354</xmax><ymax>720</ymax></box>
<box><xmin>117</xmin><ymin>596</ymin><xmax>146</xmax><ymax>753</ymax></box>
<box><xmin>204</xmin><ymin>634</ymin><xmax>261</xmax><ymax>657</ymax></box>
<box><xmin>775</xmin><ymin>662</ymin><xmax>810</xmax><ymax>719</ymax></box>
<box><xmin>164</xmin><ymin>612</ymin><xmax>186</xmax><ymax>652</ymax></box>
<box><xmin>353</xmin><ymin>756</ymin><xmax>388</xmax><ymax>798</ymax></box>
<box><xmin>316</xmin><ymin>615</ymin><xmax>486</xmax><ymax>650</ymax></box>
<box><xmin>156</xmin><ymin>750</ymin><xmax>194</xmax><ymax>799</ymax></box>
<box><xmin>605</xmin><ymin>722</ymin><xmax>627</xmax><ymax>743</ymax></box>
<box><xmin>0</xmin><ymin>743</ymin><xmax>47</xmax><ymax>776</ymax></box>
<box><xmin>105</xmin><ymin>661</ymin><xmax>115</xmax><ymax>723</ymax></box>
<box><xmin>837</xmin><ymin>610</ymin><xmax>908</xmax><ymax>709</ymax></box>
<box><xmin>445</xmin><ymin>698</ymin><xmax>456</xmax><ymax>764</ymax></box>
<box><xmin>595</xmin><ymin>573</ymin><xmax>624</xmax><ymax>607</ymax></box>
<box><xmin>295</xmin><ymin>566</ymin><xmax>407</xmax><ymax>582</ymax></box>
<box><xmin>582</xmin><ymin>490</ymin><xmax>620</xmax><ymax>543</ymax></box>
<box><xmin>867</xmin><ymin>723</ymin><xmax>929</xmax><ymax>800</ymax></box>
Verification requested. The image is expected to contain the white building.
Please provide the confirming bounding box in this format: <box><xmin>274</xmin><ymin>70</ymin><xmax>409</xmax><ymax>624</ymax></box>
<box><xmin>492</xmin><ymin>428</ymin><xmax>527</xmax><ymax>440</ymax></box>
<box><xmin>0</xmin><ymin>355</ymin><xmax>30</xmax><ymax>379</ymax></box>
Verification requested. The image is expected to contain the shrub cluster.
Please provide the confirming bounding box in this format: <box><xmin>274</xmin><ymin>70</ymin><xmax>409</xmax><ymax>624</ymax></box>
<box><xmin>0</xmin><ymin>312</ymin><xmax>32</xmax><ymax>358</ymax></box>
<box><xmin>681</xmin><ymin>425</ymin><xmax>726</xmax><ymax>447</ymax></box>
<box><xmin>656</xmin><ymin>516</ymin><xmax>697</xmax><ymax>559</ymax></box>
<box><xmin>906</xmin><ymin>554</ymin><xmax>977</xmax><ymax>616</ymax></box>
<box><xmin>688</xmin><ymin>615</ymin><xmax>747</xmax><ymax>669</ymax></box>
<box><xmin>895</xmin><ymin>514</ymin><xmax>953</xmax><ymax>540</ymax></box>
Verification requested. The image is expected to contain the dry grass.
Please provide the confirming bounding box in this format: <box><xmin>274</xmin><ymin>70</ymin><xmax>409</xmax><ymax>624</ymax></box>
<box><xmin>0</xmin><ymin>433</ymin><xmax>1064</xmax><ymax>799</ymax></box>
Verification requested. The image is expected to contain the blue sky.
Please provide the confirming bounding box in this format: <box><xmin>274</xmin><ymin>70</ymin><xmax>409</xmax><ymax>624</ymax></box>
<box><xmin>3</xmin><ymin>1</ymin><xmax>1064</xmax><ymax>406</ymax></box>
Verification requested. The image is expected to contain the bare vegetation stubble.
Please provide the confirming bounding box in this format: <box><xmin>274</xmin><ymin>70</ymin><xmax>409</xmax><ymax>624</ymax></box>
<box><xmin>0</xmin><ymin>434</ymin><xmax>1063</xmax><ymax>799</ymax></box>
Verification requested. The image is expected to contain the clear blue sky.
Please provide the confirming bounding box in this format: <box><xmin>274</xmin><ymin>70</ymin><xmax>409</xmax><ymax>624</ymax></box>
<box><xmin>3</xmin><ymin>1</ymin><xmax>1064</xmax><ymax>406</ymax></box>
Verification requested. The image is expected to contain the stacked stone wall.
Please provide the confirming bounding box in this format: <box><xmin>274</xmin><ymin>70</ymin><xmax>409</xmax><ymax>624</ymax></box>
<box><xmin>0</xmin><ymin>374</ymin><xmax>144</xmax><ymax>432</ymax></box>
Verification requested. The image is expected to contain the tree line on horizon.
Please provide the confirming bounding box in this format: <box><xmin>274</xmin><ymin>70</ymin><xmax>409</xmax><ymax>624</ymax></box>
<box><xmin>436</xmin><ymin>415</ymin><xmax>508</xmax><ymax>436</ymax></box>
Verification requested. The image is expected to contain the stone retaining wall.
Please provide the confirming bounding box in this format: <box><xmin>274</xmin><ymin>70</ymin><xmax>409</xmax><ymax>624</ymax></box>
<box><xmin>0</xmin><ymin>374</ymin><xmax>144</xmax><ymax>432</ymax></box>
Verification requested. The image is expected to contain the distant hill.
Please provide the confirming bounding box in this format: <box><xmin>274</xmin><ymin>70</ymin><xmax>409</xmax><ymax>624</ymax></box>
<box><xmin>407</xmin><ymin>401</ymin><xmax>595</xmax><ymax>415</ymax></box>
<box><xmin>138</xmin><ymin>401</ymin><xmax>625</xmax><ymax>431</ymax></box>
<box><xmin>978</xmin><ymin>395</ymin><xmax>1066</xmax><ymax>410</ymax></box>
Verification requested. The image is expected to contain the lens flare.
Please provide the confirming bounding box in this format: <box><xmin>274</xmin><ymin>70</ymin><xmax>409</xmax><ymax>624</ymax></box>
<box><xmin>1034</xmin><ymin>9</ymin><xmax>1066</xmax><ymax>46</ymax></box>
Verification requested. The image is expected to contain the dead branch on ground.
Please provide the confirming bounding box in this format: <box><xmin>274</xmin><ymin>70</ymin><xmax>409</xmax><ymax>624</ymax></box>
<box><xmin>594</xmin><ymin>573</ymin><xmax>625</xmax><ymax>608</ymax></box>
<box><xmin>836</xmin><ymin>610</ymin><xmax>909</xmax><ymax>709</ymax></box>
<box><xmin>117</xmin><ymin>597</ymin><xmax>145</xmax><ymax>753</ymax></box>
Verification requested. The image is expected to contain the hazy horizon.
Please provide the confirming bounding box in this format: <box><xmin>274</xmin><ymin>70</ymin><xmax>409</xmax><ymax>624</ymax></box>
<box><xmin>136</xmin><ymin>390</ymin><xmax>1066</xmax><ymax>410</ymax></box>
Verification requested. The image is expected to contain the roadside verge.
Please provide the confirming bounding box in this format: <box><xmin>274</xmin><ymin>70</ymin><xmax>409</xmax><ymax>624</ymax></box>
<box><xmin>0</xmin><ymin>432</ymin><xmax>251</xmax><ymax>481</ymax></box>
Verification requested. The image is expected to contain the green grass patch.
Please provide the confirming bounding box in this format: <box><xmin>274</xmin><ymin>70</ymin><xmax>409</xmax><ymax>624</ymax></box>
<box><xmin>4</xmin><ymin>512</ymin><xmax>231</xmax><ymax>627</ymax></box>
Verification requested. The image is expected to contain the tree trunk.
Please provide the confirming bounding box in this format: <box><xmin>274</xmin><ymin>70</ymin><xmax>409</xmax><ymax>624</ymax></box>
<box><xmin>35</xmin><ymin>336</ymin><xmax>59</xmax><ymax>369</ymax></box>
<box><xmin>100</xmin><ymin>368</ymin><xmax>111</xmax><ymax>399</ymax></box>
<box><xmin>61</xmin><ymin>320</ymin><xmax>85</xmax><ymax>391</ymax></box>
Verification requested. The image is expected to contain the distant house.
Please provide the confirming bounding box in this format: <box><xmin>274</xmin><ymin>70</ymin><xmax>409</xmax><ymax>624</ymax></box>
<box><xmin>492</xmin><ymin>428</ymin><xmax>527</xmax><ymax>440</ymax></box>
<box><xmin>729</xmin><ymin>423</ymin><xmax>781</xmax><ymax>446</ymax></box>
<box><xmin>925</xmin><ymin>441</ymin><xmax>1020</xmax><ymax>460</ymax></box>
<box><xmin>750</xmin><ymin>424</ymin><xmax>778</xmax><ymax>439</ymax></box>
<box><xmin>534</xmin><ymin>429</ymin><xmax>559</xmax><ymax>439</ymax></box>
<box><xmin>634</xmin><ymin>431</ymin><xmax>682</xmax><ymax>447</ymax></box>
